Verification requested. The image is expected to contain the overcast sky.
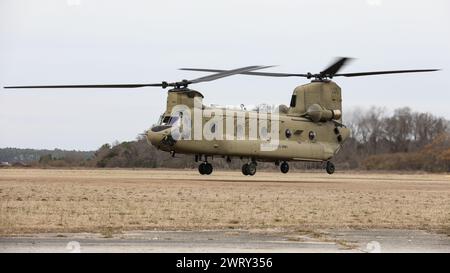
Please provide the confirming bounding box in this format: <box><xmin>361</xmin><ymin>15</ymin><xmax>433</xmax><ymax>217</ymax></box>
<box><xmin>1</xmin><ymin>0</ymin><xmax>449</xmax><ymax>150</ymax></box>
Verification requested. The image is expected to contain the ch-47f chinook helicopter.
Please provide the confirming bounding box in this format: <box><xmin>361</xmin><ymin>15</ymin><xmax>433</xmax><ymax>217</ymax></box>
<box><xmin>4</xmin><ymin>58</ymin><xmax>439</xmax><ymax>176</ymax></box>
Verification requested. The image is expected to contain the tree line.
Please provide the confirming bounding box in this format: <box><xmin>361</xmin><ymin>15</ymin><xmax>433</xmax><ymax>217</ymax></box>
<box><xmin>335</xmin><ymin>107</ymin><xmax>449</xmax><ymax>171</ymax></box>
<box><xmin>0</xmin><ymin>148</ymin><xmax>93</xmax><ymax>166</ymax></box>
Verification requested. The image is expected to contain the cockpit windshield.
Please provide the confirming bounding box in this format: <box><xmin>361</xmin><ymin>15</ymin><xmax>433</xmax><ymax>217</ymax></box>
<box><xmin>151</xmin><ymin>115</ymin><xmax>180</xmax><ymax>132</ymax></box>
<box><xmin>158</xmin><ymin>115</ymin><xmax>180</xmax><ymax>126</ymax></box>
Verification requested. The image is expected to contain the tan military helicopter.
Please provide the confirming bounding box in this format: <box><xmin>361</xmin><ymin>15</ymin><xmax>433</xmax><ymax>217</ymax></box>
<box><xmin>4</xmin><ymin>58</ymin><xmax>438</xmax><ymax>176</ymax></box>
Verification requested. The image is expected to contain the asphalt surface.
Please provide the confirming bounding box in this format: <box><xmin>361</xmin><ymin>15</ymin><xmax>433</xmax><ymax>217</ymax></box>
<box><xmin>1</xmin><ymin>229</ymin><xmax>449</xmax><ymax>253</ymax></box>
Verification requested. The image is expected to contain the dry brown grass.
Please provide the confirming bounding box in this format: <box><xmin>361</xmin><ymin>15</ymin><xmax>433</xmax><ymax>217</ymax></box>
<box><xmin>0</xmin><ymin>168</ymin><xmax>449</xmax><ymax>235</ymax></box>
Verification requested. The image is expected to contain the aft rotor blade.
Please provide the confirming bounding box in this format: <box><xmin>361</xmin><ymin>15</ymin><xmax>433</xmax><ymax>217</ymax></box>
<box><xmin>181</xmin><ymin>68</ymin><xmax>308</xmax><ymax>78</ymax></box>
<box><xmin>320</xmin><ymin>57</ymin><xmax>352</xmax><ymax>77</ymax></box>
<box><xmin>4</xmin><ymin>83</ymin><xmax>165</xmax><ymax>89</ymax></box>
<box><xmin>334</xmin><ymin>69</ymin><xmax>440</xmax><ymax>77</ymax></box>
<box><xmin>188</xmin><ymin>65</ymin><xmax>275</xmax><ymax>83</ymax></box>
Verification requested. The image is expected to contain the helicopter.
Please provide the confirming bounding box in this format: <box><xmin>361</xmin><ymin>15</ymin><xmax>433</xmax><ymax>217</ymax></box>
<box><xmin>4</xmin><ymin>58</ymin><xmax>439</xmax><ymax>176</ymax></box>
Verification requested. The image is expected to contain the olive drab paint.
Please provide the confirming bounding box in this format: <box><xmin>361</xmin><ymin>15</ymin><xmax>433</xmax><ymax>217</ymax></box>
<box><xmin>147</xmin><ymin>81</ymin><xmax>350</xmax><ymax>162</ymax></box>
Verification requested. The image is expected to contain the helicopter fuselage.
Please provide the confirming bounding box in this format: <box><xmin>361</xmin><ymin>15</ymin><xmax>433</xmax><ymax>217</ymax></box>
<box><xmin>148</xmin><ymin>113</ymin><xmax>349</xmax><ymax>162</ymax></box>
<box><xmin>146</xmin><ymin>81</ymin><xmax>350</xmax><ymax>166</ymax></box>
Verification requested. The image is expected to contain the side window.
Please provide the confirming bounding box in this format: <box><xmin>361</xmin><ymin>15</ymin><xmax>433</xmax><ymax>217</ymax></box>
<box><xmin>236</xmin><ymin>124</ymin><xmax>244</xmax><ymax>139</ymax></box>
<box><xmin>290</xmin><ymin>95</ymin><xmax>297</xmax><ymax>107</ymax></box>
<box><xmin>260</xmin><ymin>126</ymin><xmax>268</xmax><ymax>140</ymax></box>
<box><xmin>285</xmin><ymin>129</ymin><xmax>292</xmax><ymax>138</ymax></box>
<box><xmin>169</xmin><ymin>116</ymin><xmax>179</xmax><ymax>126</ymax></box>
<box><xmin>161</xmin><ymin>116</ymin><xmax>171</xmax><ymax>125</ymax></box>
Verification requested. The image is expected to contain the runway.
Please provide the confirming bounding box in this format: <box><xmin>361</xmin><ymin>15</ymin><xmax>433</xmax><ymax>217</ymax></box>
<box><xmin>1</xmin><ymin>168</ymin><xmax>450</xmax><ymax>252</ymax></box>
<box><xmin>1</xmin><ymin>229</ymin><xmax>449</xmax><ymax>253</ymax></box>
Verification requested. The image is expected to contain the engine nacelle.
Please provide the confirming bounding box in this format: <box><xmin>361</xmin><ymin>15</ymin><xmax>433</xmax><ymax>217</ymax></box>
<box><xmin>306</xmin><ymin>104</ymin><xmax>342</xmax><ymax>122</ymax></box>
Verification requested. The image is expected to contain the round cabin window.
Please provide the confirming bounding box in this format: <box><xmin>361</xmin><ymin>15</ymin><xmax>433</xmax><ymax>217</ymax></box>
<box><xmin>309</xmin><ymin>131</ymin><xmax>316</xmax><ymax>140</ymax></box>
<box><xmin>236</xmin><ymin>125</ymin><xmax>244</xmax><ymax>139</ymax></box>
<box><xmin>260</xmin><ymin>127</ymin><xmax>268</xmax><ymax>140</ymax></box>
<box><xmin>285</xmin><ymin>129</ymin><xmax>292</xmax><ymax>138</ymax></box>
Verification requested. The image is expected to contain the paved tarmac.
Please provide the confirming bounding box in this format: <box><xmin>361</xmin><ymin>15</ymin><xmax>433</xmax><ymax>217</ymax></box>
<box><xmin>1</xmin><ymin>229</ymin><xmax>449</xmax><ymax>253</ymax></box>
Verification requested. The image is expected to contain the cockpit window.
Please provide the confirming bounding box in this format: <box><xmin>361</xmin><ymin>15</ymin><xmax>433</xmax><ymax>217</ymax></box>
<box><xmin>159</xmin><ymin>115</ymin><xmax>180</xmax><ymax>126</ymax></box>
<box><xmin>290</xmin><ymin>95</ymin><xmax>297</xmax><ymax>107</ymax></box>
<box><xmin>169</xmin><ymin>116</ymin><xmax>179</xmax><ymax>126</ymax></box>
<box><xmin>162</xmin><ymin>116</ymin><xmax>171</xmax><ymax>125</ymax></box>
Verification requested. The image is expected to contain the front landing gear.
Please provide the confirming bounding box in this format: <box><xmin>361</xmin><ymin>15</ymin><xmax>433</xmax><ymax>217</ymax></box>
<box><xmin>199</xmin><ymin>162</ymin><xmax>213</xmax><ymax>175</ymax></box>
<box><xmin>325</xmin><ymin>161</ymin><xmax>335</xmax><ymax>175</ymax></box>
<box><xmin>242</xmin><ymin>162</ymin><xmax>257</xmax><ymax>176</ymax></box>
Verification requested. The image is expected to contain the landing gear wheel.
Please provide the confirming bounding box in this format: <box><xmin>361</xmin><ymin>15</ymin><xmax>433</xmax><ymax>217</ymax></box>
<box><xmin>247</xmin><ymin>163</ymin><xmax>256</xmax><ymax>176</ymax></box>
<box><xmin>198</xmin><ymin>163</ymin><xmax>206</xmax><ymax>175</ymax></box>
<box><xmin>199</xmin><ymin>162</ymin><xmax>213</xmax><ymax>175</ymax></box>
<box><xmin>242</xmin><ymin>164</ymin><xmax>249</xmax><ymax>176</ymax></box>
<box><xmin>280</xmin><ymin>162</ymin><xmax>289</xmax><ymax>174</ymax></box>
<box><xmin>204</xmin><ymin>163</ymin><xmax>213</xmax><ymax>175</ymax></box>
<box><xmin>326</xmin><ymin>161</ymin><xmax>335</xmax><ymax>175</ymax></box>
<box><xmin>242</xmin><ymin>163</ymin><xmax>256</xmax><ymax>176</ymax></box>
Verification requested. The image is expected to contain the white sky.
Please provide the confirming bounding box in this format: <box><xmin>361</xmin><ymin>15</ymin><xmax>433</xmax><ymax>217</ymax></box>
<box><xmin>0</xmin><ymin>0</ymin><xmax>449</xmax><ymax>150</ymax></box>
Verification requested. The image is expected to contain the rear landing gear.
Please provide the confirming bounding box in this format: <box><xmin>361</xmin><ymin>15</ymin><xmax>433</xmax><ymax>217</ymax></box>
<box><xmin>280</xmin><ymin>161</ymin><xmax>289</xmax><ymax>174</ymax></box>
<box><xmin>242</xmin><ymin>162</ymin><xmax>256</xmax><ymax>176</ymax></box>
<box><xmin>199</xmin><ymin>162</ymin><xmax>213</xmax><ymax>175</ymax></box>
<box><xmin>325</xmin><ymin>161</ymin><xmax>335</xmax><ymax>175</ymax></box>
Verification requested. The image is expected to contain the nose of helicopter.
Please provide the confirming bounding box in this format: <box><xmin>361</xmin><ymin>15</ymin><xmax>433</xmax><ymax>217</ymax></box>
<box><xmin>147</xmin><ymin>131</ymin><xmax>163</xmax><ymax>146</ymax></box>
<box><xmin>146</xmin><ymin>125</ymin><xmax>176</xmax><ymax>149</ymax></box>
<box><xmin>147</xmin><ymin>125</ymin><xmax>169</xmax><ymax>145</ymax></box>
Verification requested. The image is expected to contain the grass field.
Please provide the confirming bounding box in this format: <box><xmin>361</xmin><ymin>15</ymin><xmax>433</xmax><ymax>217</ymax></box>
<box><xmin>0</xmin><ymin>168</ymin><xmax>449</xmax><ymax>236</ymax></box>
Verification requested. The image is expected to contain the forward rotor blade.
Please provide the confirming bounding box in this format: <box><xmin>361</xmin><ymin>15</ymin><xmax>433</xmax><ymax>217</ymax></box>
<box><xmin>188</xmin><ymin>65</ymin><xmax>275</xmax><ymax>83</ymax></box>
<box><xmin>180</xmin><ymin>68</ymin><xmax>308</xmax><ymax>78</ymax></box>
<box><xmin>4</xmin><ymin>83</ymin><xmax>164</xmax><ymax>89</ymax></box>
<box><xmin>334</xmin><ymin>69</ymin><xmax>440</xmax><ymax>77</ymax></box>
<box><xmin>320</xmin><ymin>57</ymin><xmax>352</xmax><ymax>77</ymax></box>
<box><xmin>4</xmin><ymin>66</ymin><xmax>274</xmax><ymax>90</ymax></box>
